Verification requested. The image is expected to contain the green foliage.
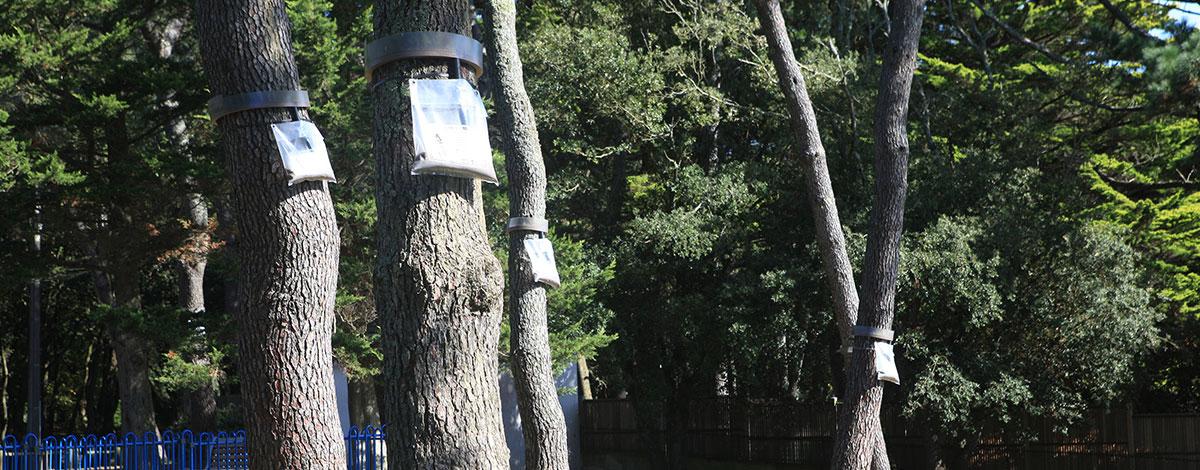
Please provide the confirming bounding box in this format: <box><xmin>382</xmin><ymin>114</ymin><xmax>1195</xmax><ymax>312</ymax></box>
<box><xmin>544</xmin><ymin>234</ymin><xmax>618</xmax><ymax>372</ymax></box>
<box><xmin>154</xmin><ymin>348</ymin><xmax>224</xmax><ymax>394</ymax></box>
<box><xmin>897</xmin><ymin>218</ymin><xmax>1158</xmax><ymax>441</ymax></box>
<box><xmin>0</xmin><ymin>0</ymin><xmax>1194</xmax><ymax>443</ymax></box>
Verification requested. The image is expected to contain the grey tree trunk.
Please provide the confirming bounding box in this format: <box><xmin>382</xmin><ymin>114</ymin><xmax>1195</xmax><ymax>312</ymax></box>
<box><xmin>752</xmin><ymin>0</ymin><xmax>858</xmax><ymax>375</ymax></box>
<box><xmin>108</xmin><ymin>266</ymin><xmax>160</xmax><ymax>436</ymax></box>
<box><xmin>177</xmin><ymin>191</ymin><xmax>209</xmax><ymax>314</ymax></box>
<box><xmin>831</xmin><ymin>1</ymin><xmax>925</xmax><ymax>469</ymax></box>
<box><xmin>195</xmin><ymin>1</ymin><xmax>346</xmax><ymax>468</ymax></box>
<box><xmin>751</xmin><ymin>1</ymin><xmax>889</xmax><ymax>467</ymax></box>
<box><xmin>149</xmin><ymin>14</ymin><xmax>220</xmax><ymax>432</ymax></box>
<box><xmin>370</xmin><ymin>1</ymin><xmax>509</xmax><ymax>468</ymax></box>
<box><xmin>483</xmin><ymin>1</ymin><xmax>571</xmax><ymax>469</ymax></box>
<box><xmin>348</xmin><ymin>378</ymin><xmax>380</xmax><ymax>426</ymax></box>
<box><xmin>179</xmin><ymin>191</ymin><xmax>218</xmax><ymax>432</ymax></box>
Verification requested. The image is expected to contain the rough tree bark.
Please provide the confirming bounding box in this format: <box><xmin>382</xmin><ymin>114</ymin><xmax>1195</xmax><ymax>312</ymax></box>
<box><xmin>482</xmin><ymin>1</ymin><xmax>571</xmax><ymax>469</ymax></box>
<box><xmin>751</xmin><ymin>0</ymin><xmax>890</xmax><ymax>467</ymax></box>
<box><xmin>371</xmin><ymin>1</ymin><xmax>509</xmax><ymax>468</ymax></box>
<box><xmin>195</xmin><ymin>1</ymin><xmax>346</xmax><ymax>468</ymax></box>
<box><xmin>831</xmin><ymin>1</ymin><xmax>926</xmax><ymax>469</ymax></box>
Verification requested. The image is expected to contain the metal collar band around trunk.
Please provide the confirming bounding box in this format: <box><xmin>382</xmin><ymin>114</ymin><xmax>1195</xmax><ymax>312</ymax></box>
<box><xmin>505</xmin><ymin>217</ymin><xmax>549</xmax><ymax>235</ymax></box>
<box><xmin>852</xmin><ymin>325</ymin><xmax>894</xmax><ymax>342</ymax></box>
<box><xmin>365</xmin><ymin>32</ymin><xmax>484</xmax><ymax>82</ymax></box>
<box><xmin>207</xmin><ymin>90</ymin><xmax>309</xmax><ymax>122</ymax></box>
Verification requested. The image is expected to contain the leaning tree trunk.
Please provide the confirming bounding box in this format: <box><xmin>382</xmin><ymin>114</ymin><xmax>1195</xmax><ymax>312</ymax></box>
<box><xmin>195</xmin><ymin>1</ymin><xmax>346</xmax><ymax>468</ymax></box>
<box><xmin>483</xmin><ymin>1</ymin><xmax>571</xmax><ymax>469</ymax></box>
<box><xmin>371</xmin><ymin>1</ymin><xmax>509</xmax><ymax>468</ymax></box>
<box><xmin>831</xmin><ymin>1</ymin><xmax>925</xmax><ymax>469</ymax></box>
<box><xmin>751</xmin><ymin>1</ymin><xmax>889</xmax><ymax>467</ymax></box>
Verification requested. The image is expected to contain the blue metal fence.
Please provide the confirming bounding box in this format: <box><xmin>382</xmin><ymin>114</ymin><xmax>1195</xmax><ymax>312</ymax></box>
<box><xmin>1</xmin><ymin>426</ymin><xmax>385</xmax><ymax>469</ymax></box>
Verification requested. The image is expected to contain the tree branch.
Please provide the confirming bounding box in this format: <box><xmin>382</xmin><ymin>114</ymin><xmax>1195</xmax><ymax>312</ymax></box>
<box><xmin>1097</xmin><ymin>0</ymin><xmax>1160</xmax><ymax>42</ymax></box>
<box><xmin>968</xmin><ymin>0</ymin><xmax>1070</xmax><ymax>64</ymax></box>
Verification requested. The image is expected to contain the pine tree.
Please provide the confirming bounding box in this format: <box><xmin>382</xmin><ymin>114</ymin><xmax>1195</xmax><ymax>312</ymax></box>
<box><xmin>483</xmin><ymin>0</ymin><xmax>570</xmax><ymax>468</ymax></box>
<box><xmin>370</xmin><ymin>0</ymin><xmax>509</xmax><ymax>467</ymax></box>
<box><xmin>195</xmin><ymin>0</ymin><xmax>346</xmax><ymax>467</ymax></box>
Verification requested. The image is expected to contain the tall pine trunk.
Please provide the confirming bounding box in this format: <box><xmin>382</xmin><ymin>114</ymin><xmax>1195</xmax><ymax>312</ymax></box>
<box><xmin>148</xmin><ymin>14</ymin><xmax>220</xmax><ymax>432</ymax></box>
<box><xmin>483</xmin><ymin>1</ymin><xmax>571</xmax><ymax>468</ymax></box>
<box><xmin>751</xmin><ymin>1</ymin><xmax>889</xmax><ymax>467</ymax></box>
<box><xmin>831</xmin><ymin>1</ymin><xmax>925</xmax><ymax>468</ymax></box>
<box><xmin>195</xmin><ymin>1</ymin><xmax>346</xmax><ymax>467</ymax></box>
<box><xmin>370</xmin><ymin>1</ymin><xmax>508</xmax><ymax>468</ymax></box>
<box><xmin>107</xmin><ymin>263</ymin><xmax>159</xmax><ymax>436</ymax></box>
<box><xmin>179</xmin><ymin>191</ymin><xmax>218</xmax><ymax>432</ymax></box>
<box><xmin>96</xmin><ymin>113</ymin><xmax>161</xmax><ymax>437</ymax></box>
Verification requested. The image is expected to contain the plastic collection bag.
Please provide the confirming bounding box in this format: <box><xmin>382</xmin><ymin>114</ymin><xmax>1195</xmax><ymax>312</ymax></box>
<box><xmin>874</xmin><ymin>342</ymin><xmax>900</xmax><ymax>385</ymax></box>
<box><xmin>270</xmin><ymin>120</ymin><xmax>337</xmax><ymax>186</ymax></box>
<box><xmin>409</xmin><ymin>78</ymin><xmax>497</xmax><ymax>183</ymax></box>
<box><xmin>524</xmin><ymin>238</ymin><xmax>561</xmax><ymax>288</ymax></box>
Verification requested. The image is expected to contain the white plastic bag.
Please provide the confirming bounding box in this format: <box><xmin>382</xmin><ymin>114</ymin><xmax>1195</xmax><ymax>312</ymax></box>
<box><xmin>524</xmin><ymin>238</ymin><xmax>561</xmax><ymax>288</ymax></box>
<box><xmin>409</xmin><ymin>78</ymin><xmax>497</xmax><ymax>183</ymax></box>
<box><xmin>270</xmin><ymin>120</ymin><xmax>336</xmax><ymax>186</ymax></box>
<box><xmin>874</xmin><ymin>342</ymin><xmax>900</xmax><ymax>385</ymax></box>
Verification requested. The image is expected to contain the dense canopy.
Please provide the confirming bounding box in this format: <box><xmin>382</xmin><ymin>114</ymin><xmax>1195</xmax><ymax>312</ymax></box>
<box><xmin>0</xmin><ymin>0</ymin><xmax>1195</xmax><ymax>465</ymax></box>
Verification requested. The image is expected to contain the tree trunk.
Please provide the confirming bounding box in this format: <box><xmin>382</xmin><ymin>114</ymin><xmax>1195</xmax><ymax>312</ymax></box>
<box><xmin>752</xmin><ymin>1</ymin><xmax>891</xmax><ymax>467</ymax></box>
<box><xmin>348</xmin><ymin>378</ymin><xmax>380</xmax><ymax>426</ymax></box>
<box><xmin>87</xmin><ymin>109</ymin><xmax>163</xmax><ymax>438</ymax></box>
<box><xmin>370</xmin><ymin>1</ymin><xmax>508</xmax><ymax>468</ymax></box>
<box><xmin>83</xmin><ymin>341</ymin><xmax>119</xmax><ymax>435</ymax></box>
<box><xmin>104</xmin><ymin>265</ymin><xmax>159</xmax><ymax>436</ymax></box>
<box><xmin>153</xmin><ymin>14</ymin><xmax>221</xmax><ymax>431</ymax></box>
<box><xmin>4</xmin><ymin>360</ymin><xmax>25</xmax><ymax>438</ymax></box>
<box><xmin>26</xmin><ymin>201</ymin><xmax>42</xmax><ymax>437</ymax></box>
<box><xmin>752</xmin><ymin>0</ymin><xmax>858</xmax><ymax>374</ymax></box>
<box><xmin>832</xmin><ymin>1</ymin><xmax>925</xmax><ymax>469</ymax></box>
<box><xmin>483</xmin><ymin>1</ymin><xmax>571</xmax><ymax>469</ymax></box>
<box><xmin>183</xmin><ymin>356</ymin><xmax>219</xmax><ymax>433</ymax></box>
<box><xmin>1</xmin><ymin>345</ymin><xmax>9</xmax><ymax>437</ymax></box>
<box><xmin>215</xmin><ymin>197</ymin><xmax>242</xmax><ymax>317</ymax></box>
<box><xmin>195</xmin><ymin>1</ymin><xmax>346</xmax><ymax>468</ymax></box>
<box><xmin>177</xmin><ymin>151</ymin><xmax>218</xmax><ymax>435</ymax></box>
<box><xmin>110</xmin><ymin>329</ymin><xmax>158</xmax><ymax>435</ymax></box>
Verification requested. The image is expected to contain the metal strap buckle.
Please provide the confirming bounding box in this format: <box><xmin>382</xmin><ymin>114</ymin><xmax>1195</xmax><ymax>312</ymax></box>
<box><xmin>505</xmin><ymin>217</ymin><xmax>549</xmax><ymax>234</ymax></box>
<box><xmin>207</xmin><ymin>90</ymin><xmax>309</xmax><ymax>122</ymax></box>
<box><xmin>852</xmin><ymin>326</ymin><xmax>894</xmax><ymax>342</ymax></box>
<box><xmin>365</xmin><ymin>32</ymin><xmax>484</xmax><ymax>82</ymax></box>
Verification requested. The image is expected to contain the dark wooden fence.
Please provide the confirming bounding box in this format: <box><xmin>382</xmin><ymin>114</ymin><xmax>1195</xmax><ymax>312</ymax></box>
<box><xmin>579</xmin><ymin>399</ymin><xmax>1200</xmax><ymax>469</ymax></box>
